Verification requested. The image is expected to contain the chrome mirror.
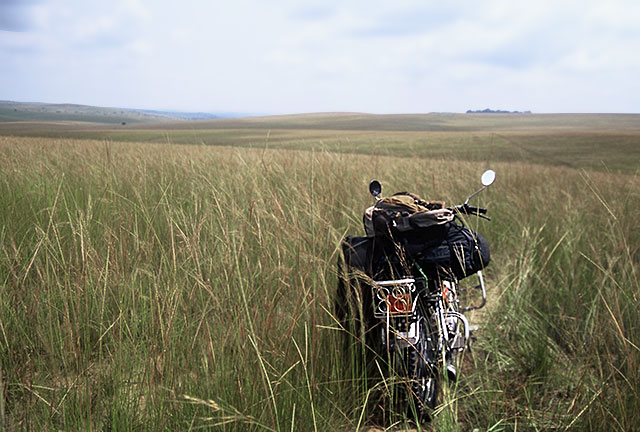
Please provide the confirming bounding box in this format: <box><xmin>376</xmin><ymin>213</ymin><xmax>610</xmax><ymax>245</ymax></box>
<box><xmin>465</xmin><ymin>169</ymin><xmax>496</xmax><ymax>204</ymax></box>
<box><xmin>481</xmin><ymin>170</ymin><xmax>496</xmax><ymax>187</ymax></box>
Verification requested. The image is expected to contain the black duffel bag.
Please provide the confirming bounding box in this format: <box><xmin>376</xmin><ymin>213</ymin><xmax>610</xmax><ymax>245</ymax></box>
<box><xmin>408</xmin><ymin>222</ymin><xmax>490</xmax><ymax>279</ymax></box>
<box><xmin>341</xmin><ymin>223</ymin><xmax>490</xmax><ymax>281</ymax></box>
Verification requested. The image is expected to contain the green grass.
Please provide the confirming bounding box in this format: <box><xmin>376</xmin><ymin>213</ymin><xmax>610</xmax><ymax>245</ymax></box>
<box><xmin>2</xmin><ymin>113</ymin><xmax>639</xmax><ymax>174</ymax></box>
<box><xmin>0</xmin><ymin>117</ymin><xmax>639</xmax><ymax>431</ymax></box>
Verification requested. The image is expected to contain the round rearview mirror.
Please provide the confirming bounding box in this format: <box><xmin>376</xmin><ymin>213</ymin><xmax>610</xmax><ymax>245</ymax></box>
<box><xmin>369</xmin><ymin>180</ymin><xmax>382</xmax><ymax>198</ymax></box>
<box><xmin>481</xmin><ymin>170</ymin><xmax>496</xmax><ymax>187</ymax></box>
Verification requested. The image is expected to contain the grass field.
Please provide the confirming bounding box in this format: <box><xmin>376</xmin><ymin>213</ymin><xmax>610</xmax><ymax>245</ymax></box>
<box><xmin>2</xmin><ymin>113</ymin><xmax>639</xmax><ymax>174</ymax></box>
<box><xmin>0</xmin><ymin>114</ymin><xmax>639</xmax><ymax>430</ymax></box>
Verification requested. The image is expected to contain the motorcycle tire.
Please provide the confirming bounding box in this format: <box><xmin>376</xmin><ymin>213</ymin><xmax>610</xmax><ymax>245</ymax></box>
<box><xmin>398</xmin><ymin>317</ymin><xmax>439</xmax><ymax>421</ymax></box>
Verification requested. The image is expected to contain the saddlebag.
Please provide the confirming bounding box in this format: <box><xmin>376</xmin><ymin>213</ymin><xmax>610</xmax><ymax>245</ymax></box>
<box><xmin>409</xmin><ymin>223</ymin><xmax>490</xmax><ymax>279</ymax></box>
<box><xmin>369</xmin><ymin>193</ymin><xmax>453</xmax><ymax>238</ymax></box>
<box><xmin>343</xmin><ymin>223</ymin><xmax>490</xmax><ymax>280</ymax></box>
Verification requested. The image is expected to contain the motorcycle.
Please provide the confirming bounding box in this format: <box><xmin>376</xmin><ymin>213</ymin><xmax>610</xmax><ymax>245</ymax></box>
<box><xmin>337</xmin><ymin>170</ymin><xmax>495</xmax><ymax>421</ymax></box>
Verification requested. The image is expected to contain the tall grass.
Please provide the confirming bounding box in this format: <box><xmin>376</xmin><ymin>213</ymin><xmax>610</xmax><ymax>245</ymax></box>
<box><xmin>0</xmin><ymin>136</ymin><xmax>638</xmax><ymax>430</ymax></box>
<box><xmin>453</xmin><ymin>166</ymin><xmax>639</xmax><ymax>431</ymax></box>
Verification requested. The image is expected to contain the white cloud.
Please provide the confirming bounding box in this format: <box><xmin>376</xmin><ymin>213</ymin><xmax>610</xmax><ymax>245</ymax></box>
<box><xmin>1</xmin><ymin>0</ymin><xmax>640</xmax><ymax>112</ymax></box>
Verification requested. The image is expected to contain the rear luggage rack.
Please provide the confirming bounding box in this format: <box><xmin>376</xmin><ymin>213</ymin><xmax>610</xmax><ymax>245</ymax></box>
<box><xmin>372</xmin><ymin>278</ymin><xmax>417</xmax><ymax>318</ymax></box>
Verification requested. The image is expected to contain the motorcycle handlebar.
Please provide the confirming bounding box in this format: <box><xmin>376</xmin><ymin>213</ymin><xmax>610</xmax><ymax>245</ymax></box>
<box><xmin>453</xmin><ymin>204</ymin><xmax>489</xmax><ymax>219</ymax></box>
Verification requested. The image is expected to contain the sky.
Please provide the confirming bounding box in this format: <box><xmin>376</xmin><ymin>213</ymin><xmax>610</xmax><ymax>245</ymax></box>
<box><xmin>1</xmin><ymin>0</ymin><xmax>640</xmax><ymax>114</ymax></box>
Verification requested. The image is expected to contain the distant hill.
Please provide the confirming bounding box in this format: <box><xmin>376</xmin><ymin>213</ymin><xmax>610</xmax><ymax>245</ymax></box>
<box><xmin>467</xmin><ymin>108</ymin><xmax>532</xmax><ymax>114</ymax></box>
<box><xmin>140</xmin><ymin>112</ymin><xmax>640</xmax><ymax>132</ymax></box>
<box><xmin>0</xmin><ymin>100</ymin><xmax>222</xmax><ymax>123</ymax></box>
<box><xmin>134</xmin><ymin>109</ymin><xmax>219</xmax><ymax>120</ymax></box>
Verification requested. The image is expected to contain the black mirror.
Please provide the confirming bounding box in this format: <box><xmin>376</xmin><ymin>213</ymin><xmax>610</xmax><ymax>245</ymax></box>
<box><xmin>369</xmin><ymin>180</ymin><xmax>382</xmax><ymax>198</ymax></box>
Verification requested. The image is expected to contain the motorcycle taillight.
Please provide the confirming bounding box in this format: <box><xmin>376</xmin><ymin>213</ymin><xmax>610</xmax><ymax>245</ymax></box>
<box><xmin>372</xmin><ymin>278</ymin><xmax>416</xmax><ymax>318</ymax></box>
<box><xmin>386</xmin><ymin>293</ymin><xmax>412</xmax><ymax>314</ymax></box>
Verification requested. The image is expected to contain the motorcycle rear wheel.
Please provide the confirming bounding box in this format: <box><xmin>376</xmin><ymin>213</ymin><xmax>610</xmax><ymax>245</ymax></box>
<box><xmin>398</xmin><ymin>318</ymin><xmax>439</xmax><ymax>421</ymax></box>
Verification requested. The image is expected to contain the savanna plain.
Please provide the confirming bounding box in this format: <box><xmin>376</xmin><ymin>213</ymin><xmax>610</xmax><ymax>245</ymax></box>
<box><xmin>0</xmin><ymin>113</ymin><xmax>638</xmax><ymax>431</ymax></box>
